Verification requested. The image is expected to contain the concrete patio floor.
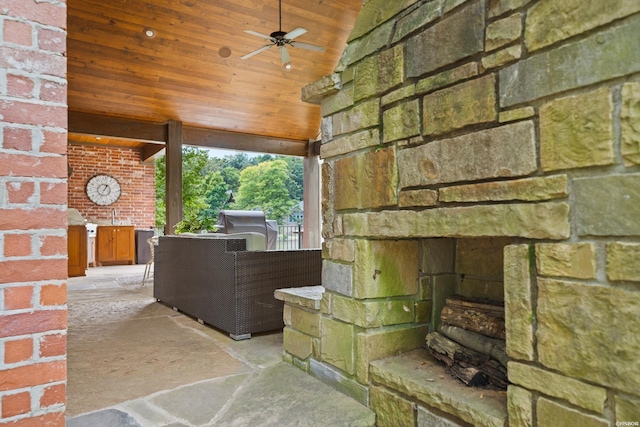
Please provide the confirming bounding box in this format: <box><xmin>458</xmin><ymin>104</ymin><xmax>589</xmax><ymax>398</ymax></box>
<box><xmin>66</xmin><ymin>265</ymin><xmax>375</xmax><ymax>427</ymax></box>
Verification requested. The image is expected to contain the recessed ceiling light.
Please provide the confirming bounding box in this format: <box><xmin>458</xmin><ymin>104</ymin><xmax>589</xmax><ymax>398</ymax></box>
<box><xmin>143</xmin><ymin>28</ymin><xmax>156</xmax><ymax>38</ymax></box>
<box><xmin>218</xmin><ymin>46</ymin><xmax>232</xmax><ymax>58</ymax></box>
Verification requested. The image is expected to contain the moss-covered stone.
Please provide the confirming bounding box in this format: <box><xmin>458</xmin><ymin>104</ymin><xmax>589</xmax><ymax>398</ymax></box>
<box><xmin>370</xmin><ymin>385</ymin><xmax>415</xmax><ymax>427</ymax></box>
<box><xmin>421</xmin><ymin>238</ymin><xmax>455</xmax><ymax>274</ymax></box>
<box><xmin>343</xmin><ymin>203</ymin><xmax>571</xmax><ymax>240</ymax></box>
<box><xmin>284</xmin><ymin>327</ymin><xmax>313</xmax><ymax>360</ymax></box>
<box><xmin>525</xmin><ymin>0</ymin><xmax>640</xmax><ymax>52</ymax></box>
<box><xmin>321</xmin><ymin>83</ymin><xmax>354</xmax><ymax>117</ymax></box>
<box><xmin>349</xmin><ymin>19</ymin><xmax>395</xmax><ymax>65</ymax></box>
<box><xmin>332</xmin><ymin>294</ymin><xmax>381</xmax><ymax>328</ymax></box>
<box><xmin>321</xmin><ymin>292</ymin><xmax>332</xmax><ymax>315</ymax></box>
<box><xmin>509</xmin><ymin>362</ymin><xmax>607</xmax><ymax>413</ymax></box>
<box><xmin>616</xmin><ymin>394</ymin><xmax>640</xmax><ymax>423</ymax></box>
<box><xmin>309</xmin><ymin>359</ymin><xmax>370</xmax><ymax>406</ymax></box>
<box><xmin>422</xmin><ymin>74</ymin><xmax>497</xmax><ymax>137</ymax></box>
<box><xmin>354</xmin><ymin>239</ymin><xmax>419</xmax><ymax>299</ymax></box>
<box><xmin>498</xmin><ymin>106</ymin><xmax>535</xmax><ymax>123</ymax></box>
<box><xmin>431</xmin><ymin>275</ymin><xmax>457</xmax><ymax>331</ymax></box>
<box><xmin>621</xmin><ymin>82</ymin><xmax>640</xmax><ymax>166</ymax></box>
<box><xmin>328</xmin><ymin>238</ymin><xmax>355</xmax><ymax>263</ymax></box>
<box><xmin>335</xmin><ymin>147</ymin><xmax>398</xmax><ymax>210</ymax></box>
<box><xmin>393</xmin><ymin>0</ymin><xmax>444</xmax><ymax>43</ymax></box>
<box><xmin>301</xmin><ymin>73</ymin><xmax>342</xmax><ymax>104</ymax></box>
<box><xmin>537</xmin><ymin>279</ymin><xmax>640</xmax><ymax>394</ymax></box>
<box><xmin>488</xmin><ymin>0</ymin><xmax>532</xmax><ymax>18</ymax></box>
<box><xmin>320</xmin><ymin>128</ymin><xmax>380</xmax><ymax>160</ymax></box>
<box><xmin>456</xmin><ymin>237</ymin><xmax>514</xmax><ymax>279</ymax></box>
<box><xmin>348</xmin><ymin>0</ymin><xmax>419</xmax><ymax>42</ymax></box>
<box><xmin>356</xmin><ymin>325</ymin><xmax>428</xmax><ymax>383</ymax></box>
<box><xmin>540</xmin><ymin>88</ymin><xmax>614</xmax><ymax>171</ymax></box>
<box><xmin>458</xmin><ymin>278</ymin><xmax>504</xmax><ymax>302</ymax></box>
<box><xmin>486</xmin><ymin>13</ymin><xmax>522</xmax><ymax>52</ymax></box>
<box><xmin>355</xmin><ymin>45</ymin><xmax>404</xmax><ymax>102</ymax></box>
<box><xmin>399</xmin><ymin>121</ymin><xmax>537</xmax><ymax>187</ymax></box>
<box><xmin>399</xmin><ymin>189</ymin><xmax>438</xmax><ymax>208</ymax></box>
<box><xmin>504</xmin><ymin>244</ymin><xmax>535</xmax><ymax>361</ymax></box>
<box><xmin>440</xmin><ymin>175</ymin><xmax>567</xmax><ymax>203</ymax></box>
<box><xmin>416</xmin><ymin>62</ymin><xmax>478</xmax><ymax>95</ymax></box>
<box><xmin>500</xmin><ymin>17</ymin><xmax>640</xmax><ymax>107</ymax></box>
<box><xmin>606</xmin><ymin>242</ymin><xmax>640</xmax><ymax>282</ymax></box>
<box><xmin>537</xmin><ymin>397</ymin><xmax>608</xmax><ymax>427</ymax></box>
<box><xmin>381</xmin><ymin>85</ymin><xmax>416</xmax><ymax>106</ymax></box>
<box><xmin>406</xmin><ymin>1</ymin><xmax>484</xmax><ymax>78</ymax></box>
<box><xmin>535</xmin><ymin>243</ymin><xmax>597</xmax><ymax>280</ymax></box>
<box><xmin>381</xmin><ymin>300</ymin><xmax>415</xmax><ymax>326</ymax></box>
<box><xmin>507</xmin><ymin>385</ymin><xmax>533</xmax><ymax>427</ymax></box>
<box><xmin>290</xmin><ymin>306</ymin><xmax>321</xmax><ymax>338</ymax></box>
<box><xmin>383</xmin><ymin>99</ymin><xmax>420</xmax><ymax>142</ymax></box>
<box><xmin>481</xmin><ymin>45</ymin><xmax>521</xmax><ymax>71</ymax></box>
<box><xmin>574</xmin><ymin>174</ymin><xmax>640</xmax><ymax>237</ymax></box>
<box><xmin>332</xmin><ymin>99</ymin><xmax>380</xmax><ymax>136</ymax></box>
<box><xmin>370</xmin><ymin>350</ymin><xmax>508</xmax><ymax>427</ymax></box>
<box><xmin>419</xmin><ymin>277</ymin><xmax>432</xmax><ymax>300</ymax></box>
<box><xmin>417</xmin><ymin>405</ymin><xmax>465</xmax><ymax>427</ymax></box>
<box><xmin>321</xmin><ymin>318</ymin><xmax>355</xmax><ymax>375</ymax></box>
<box><xmin>414</xmin><ymin>300</ymin><xmax>432</xmax><ymax>323</ymax></box>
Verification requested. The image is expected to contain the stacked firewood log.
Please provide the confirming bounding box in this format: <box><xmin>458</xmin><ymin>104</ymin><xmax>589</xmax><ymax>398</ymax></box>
<box><xmin>425</xmin><ymin>295</ymin><xmax>508</xmax><ymax>390</ymax></box>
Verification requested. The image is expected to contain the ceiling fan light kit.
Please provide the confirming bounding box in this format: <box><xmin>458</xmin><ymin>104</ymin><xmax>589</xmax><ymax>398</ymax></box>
<box><xmin>241</xmin><ymin>0</ymin><xmax>325</xmax><ymax>69</ymax></box>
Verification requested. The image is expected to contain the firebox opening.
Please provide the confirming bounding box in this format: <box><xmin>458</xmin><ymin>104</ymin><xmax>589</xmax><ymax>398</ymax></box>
<box><xmin>421</xmin><ymin>236</ymin><xmax>521</xmax><ymax>391</ymax></box>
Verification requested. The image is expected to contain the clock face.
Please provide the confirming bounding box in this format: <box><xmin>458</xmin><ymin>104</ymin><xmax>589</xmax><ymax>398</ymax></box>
<box><xmin>86</xmin><ymin>174</ymin><xmax>121</xmax><ymax>206</ymax></box>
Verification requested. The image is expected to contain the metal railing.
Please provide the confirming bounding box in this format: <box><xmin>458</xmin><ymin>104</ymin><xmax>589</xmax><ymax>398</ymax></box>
<box><xmin>277</xmin><ymin>224</ymin><xmax>303</xmax><ymax>250</ymax></box>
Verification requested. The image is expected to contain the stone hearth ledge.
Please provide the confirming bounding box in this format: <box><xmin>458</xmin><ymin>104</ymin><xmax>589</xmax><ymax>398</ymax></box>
<box><xmin>370</xmin><ymin>349</ymin><xmax>507</xmax><ymax>427</ymax></box>
<box><xmin>275</xmin><ymin>286</ymin><xmax>325</xmax><ymax>310</ymax></box>
<box><xmin>343</xmin><ymin>202</ymin><xmax>570</xmax><ymax>240</ymax></box>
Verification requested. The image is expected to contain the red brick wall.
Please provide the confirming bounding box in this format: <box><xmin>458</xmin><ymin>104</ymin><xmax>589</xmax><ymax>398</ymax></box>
<box><xmin>67</xmin><ymin>145</ymin><xmax>156</xmax><ymax>228</ymax></box>
<box><xmin>0</xmin><ymin>0</ymin><xmax>68</xmax><ymax>425</ymax></box>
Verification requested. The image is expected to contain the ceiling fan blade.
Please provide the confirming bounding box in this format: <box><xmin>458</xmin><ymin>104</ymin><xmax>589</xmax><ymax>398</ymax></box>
<box><xmin>241</xmin><ymin>44</ymin><xmax>273</xmax><ymax>60</ymax></box>
<box><xmin>284</xmin><ymin>27</ymin><xmax>307</xmax><ymax>40</ymax></box>
<box><xmin>290</xmin><ymin>41</ymin><xmax>325</xmax><ymax>52</ymax></box>
<box><xmin>244</xmin><ymin>30</ymin><xmax>273</xmax><ymax>40</ymax></box>
<box><xmin>279</xmin><ymin>45</ymin><xmax>291</xmax><ymax>64</ymax></box>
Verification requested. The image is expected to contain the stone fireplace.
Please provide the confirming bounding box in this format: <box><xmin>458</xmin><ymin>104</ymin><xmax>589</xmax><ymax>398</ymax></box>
<box><xmin>278</xmin><ymin>0</ymin><xmax>640</xmax><ymax>426</ymax></box>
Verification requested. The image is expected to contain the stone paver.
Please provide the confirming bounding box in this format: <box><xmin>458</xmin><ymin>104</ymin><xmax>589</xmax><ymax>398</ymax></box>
<box><xmin>66</xmin><ymin>266</ymin><xmax>375</xmax><ymax>427</ymax></box>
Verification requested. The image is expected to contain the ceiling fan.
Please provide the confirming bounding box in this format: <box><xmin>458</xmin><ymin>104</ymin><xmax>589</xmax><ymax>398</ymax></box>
<box><xmin>241</xmin><ymin>0</ymin><xmax>326</xmax><ymax>70</ymax></box>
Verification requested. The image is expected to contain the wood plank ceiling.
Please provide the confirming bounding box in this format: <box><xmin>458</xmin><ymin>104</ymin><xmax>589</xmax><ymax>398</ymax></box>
<box><xmin>67</xmin><ymin>0</ymin><xmax>362</xmax><ymax>157</ymax></box>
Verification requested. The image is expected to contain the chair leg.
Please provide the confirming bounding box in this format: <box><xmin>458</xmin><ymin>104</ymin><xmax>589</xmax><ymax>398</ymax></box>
<box><xmin>142</xmin><ymin>263</ymin><xmax>150</xmax><ymax>286</ymax></box>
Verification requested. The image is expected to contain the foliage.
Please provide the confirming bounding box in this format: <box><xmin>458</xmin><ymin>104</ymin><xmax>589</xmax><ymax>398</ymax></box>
<box><xmin>221</xmin><ymin>166</ymin><xmax>240</xmax><ymax>194</ymax></box>
<box><xmin>155</xmin><ymin>149</ymin><xmax>305</xmax><ymax>227</ymax></box>
<box><xmin>174</xmin><ymin>213</ymin><xmax>218</xmax><ymax>233</ymax></box>
<box><xmin>201</xmin><ymin>171</ymin><xmax>229</xmax><ymax>220</ymax></box>
<box><xmin>233</xmin><ymin>159</ymin><xmax>296</xmax><ymax>223</ymax></box>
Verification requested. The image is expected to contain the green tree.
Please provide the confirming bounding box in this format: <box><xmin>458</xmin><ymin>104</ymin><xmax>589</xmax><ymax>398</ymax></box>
<box><xmin>201</xmin><ymin>171</ymin><xmax>229</xmax><ymax>220</ymax></box>
<box><xmin>233</xmin><ymin>160</ymin><xmax>296</xmax><ymax>222</ymax></box>
<box><xmin>279</xmin><ymin>156</ymin><xmax>303</xmax><ymax>201</ymax></box>
<box><xmin>226</xmin><ymin>152</ymin><xmax>255</xmax><ymax>170</ymax></box>
<box><xmin>221</xmin><ymin>166</ymin><xmax>240</xmax><ymax>194</ymax></box>
<box><xmin>155</xmin><ymin>146</ymin><xmax>213</xmax><ymax>228</ymax></box>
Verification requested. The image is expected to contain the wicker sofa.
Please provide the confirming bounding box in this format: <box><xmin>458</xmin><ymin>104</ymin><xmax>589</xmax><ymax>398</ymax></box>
<box><xmin>153</xmin><ymin>234</ymin><xmax>322</xmax><ymax>340</ymax></box>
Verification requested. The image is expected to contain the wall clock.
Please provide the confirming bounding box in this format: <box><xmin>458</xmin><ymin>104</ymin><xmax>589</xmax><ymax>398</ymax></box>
<box><xmin>86</xmin><ymin>174</ymin><xmax>121</xmax><ymax>206</ymax></box>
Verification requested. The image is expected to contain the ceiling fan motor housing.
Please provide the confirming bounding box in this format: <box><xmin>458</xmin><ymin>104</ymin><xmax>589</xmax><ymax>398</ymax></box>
<box><xmin>270</xmin><ymin>30</ymin><xmax>288</xmax><ymax>45</ymax></box>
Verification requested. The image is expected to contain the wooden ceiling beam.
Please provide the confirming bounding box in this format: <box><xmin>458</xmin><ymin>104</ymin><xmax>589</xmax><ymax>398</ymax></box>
<box><xmin>68</xmin><ymin>111</ymin><xmax>310</xmax><ymax>157</ymax></box>
<box><xmin>183</xmin><ymin>126</ymin><xmax>309</xmax><ymax>157</ymax></box>
<box><xmin>69</xmin><ymin>111</ymin><xmax>167</xmax><ymax>143</ymax></box>
<box><xmin>141</xmin><ymin>143</ymin><xmax>166</xmax><ymax>163</ymax></box>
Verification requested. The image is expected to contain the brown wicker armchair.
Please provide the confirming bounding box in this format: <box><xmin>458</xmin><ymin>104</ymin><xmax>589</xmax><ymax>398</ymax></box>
<box><xmin>153</xmin><ymin>235</ymin><xmax>321</xmax><ymax>340</ymax></box>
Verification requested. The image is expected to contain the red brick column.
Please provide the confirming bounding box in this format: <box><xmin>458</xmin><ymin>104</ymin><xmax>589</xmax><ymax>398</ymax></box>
<box><xmin>0</xmin><ymin>0</ymin><xmax>68</xmax><ymax>425</ymax></box>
